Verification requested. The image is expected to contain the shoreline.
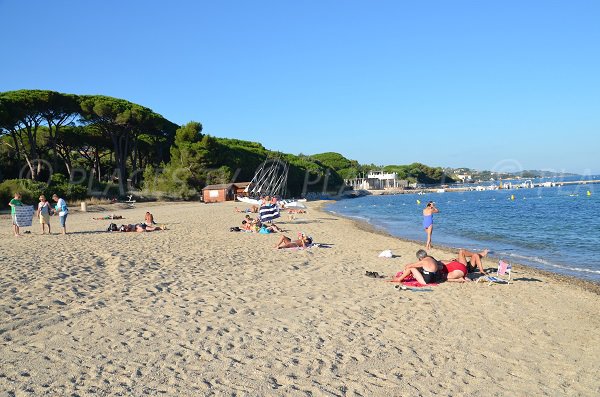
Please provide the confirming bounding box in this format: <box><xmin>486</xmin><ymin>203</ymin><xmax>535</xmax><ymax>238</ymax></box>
<box><xmin>317</xmin><ymin>200</ymin><xmax>600</xmax><ymax>295</ymax></box>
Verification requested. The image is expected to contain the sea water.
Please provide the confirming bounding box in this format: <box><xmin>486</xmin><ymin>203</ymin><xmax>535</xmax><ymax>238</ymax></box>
<box><xmin>326</xmin><ymin>181</ymin><xmax>600</xmax><ymax>282</ymax></box>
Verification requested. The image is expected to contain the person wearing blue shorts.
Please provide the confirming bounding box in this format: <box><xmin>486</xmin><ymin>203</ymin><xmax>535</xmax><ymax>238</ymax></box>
<box><xmin>52</xmin><ymin>194</ymin><xmax>69</xmax><ymax>234</ymax></box>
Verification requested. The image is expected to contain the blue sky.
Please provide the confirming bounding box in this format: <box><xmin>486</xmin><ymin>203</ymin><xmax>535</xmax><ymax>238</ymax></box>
<box><xmin>1</xmin><ymin>0</ymin><xmax>599</xmax><ymax>174</ymax></box>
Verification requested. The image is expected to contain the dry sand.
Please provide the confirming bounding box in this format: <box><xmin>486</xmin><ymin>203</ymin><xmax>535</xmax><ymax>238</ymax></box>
<box><xmin>1</xmin><ymin>201</ymin><xmax>599</xmax><ymax>396</ymax></box>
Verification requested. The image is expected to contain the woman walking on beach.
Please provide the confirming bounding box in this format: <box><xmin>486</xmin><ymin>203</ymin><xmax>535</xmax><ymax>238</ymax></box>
<box><xmin>423</xmin><ymin>201</ymin><xmax>439</xmax><ymax>249</ymax></box>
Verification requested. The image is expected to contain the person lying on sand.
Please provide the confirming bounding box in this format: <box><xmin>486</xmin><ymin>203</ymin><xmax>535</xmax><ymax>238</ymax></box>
<box><xmin>393</xmin><ymin>249</ymin><xmax>440</xmax><ymax>285</ymax></box>
<box><xmin>235</xmin><ymin>206</ymin><xmax>260</xmax><ymax>213</ymax></box>
<box><xmin>144</xmin><ymin>212</ymin><xmax>156</xmax><ymax>226</ymax></box>
<box><xmin>93</xmin><ymin>214</ymin><xmax>123</xmax><ymax>220</ymax></box>
<box><xmin>119</xmin><ymin>223</ymin><xmax>165</xmax><ymax>232</ymax></box>
<box><xmin>440</xmin><ymin>249</ymin><xmax>490</xmax><ymax>282</ymax></box>
<box><xmin>274</xmin><ymin>233</ymin><xmax>312</xmax><ymax>249</ymax></box>
<box><xmin>241</xmin><ymin>220</ymin><xmax>254</xmax><ymax>232</ymax></box>
<box><xmin>244</xmin><ymin>214</ymin><xmax>257</xmax><ymax>224</ymax></box>
<box><xmin>258</xmin><ymin>223</ymin><xmax>282</xmax><ymax>234</ymax></box>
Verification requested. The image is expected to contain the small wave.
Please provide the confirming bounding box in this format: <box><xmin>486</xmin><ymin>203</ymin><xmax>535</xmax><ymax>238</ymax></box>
<box><xmin>547</xmin><ymin>264</ymin><xmax>600</xmax><ymax>275</ymax></box>
<box><xmin>499</xmin><ymin>252</ymin><xmax>600</xmax><ymax>275</ymax></box>
<box><xmin>344</xmin><ymin>214</ymin><xmax>371</xmax><ymax>222</ymax></box>
<box><xmin>502</xmin><ymin>252</ymin><xmax>554</xmax><ymax>265</ymax></box>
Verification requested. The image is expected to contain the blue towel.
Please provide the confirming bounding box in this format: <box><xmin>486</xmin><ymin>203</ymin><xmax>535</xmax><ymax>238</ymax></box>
<box><xmin>14</xmin><ymin>205</ymin><xmax>35</xmax><ymax>227</ymax></box>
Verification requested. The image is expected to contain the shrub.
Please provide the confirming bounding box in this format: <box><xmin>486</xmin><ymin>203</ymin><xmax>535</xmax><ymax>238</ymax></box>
<box><xmin>0</xmin><ymin>179</ymin><xmax>48</xmax><ymax>208</ymax></box>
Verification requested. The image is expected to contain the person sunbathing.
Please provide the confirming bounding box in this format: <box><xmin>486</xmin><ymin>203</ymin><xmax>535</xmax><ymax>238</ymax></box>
<box><xmin>241</xmin><ymin>220</ymin><xmax>254</xmax><ymax>231</ymax></box>
<box><xmin>265</xmin><ymin>223</ymin><xmax>282</xmax><ymax>232</ymax></box>
<box><xmin>244</xmin><ymin>214</ymin><xmax>257</xmax><ymax>224</ymax></box>
<box><xmin>258</xmin><ymin>223</ymin><xmax>282</xmax><ymax>234</ymax></box>
<box><xmin>441</xmin><ymin>248</ymin><xmax>490</xmax><ymax>282</ymax></box>
<box><xmin>93</xmin><ymin>214</ymin><xmax>123</xmax><ymax>220</ymax></box>
<box><xmin>393</xmin><ymin>249</ymin><xmax>440</xmax><ymax>285</ymax></box>
<box><xmin>274</xmin><ymin>233</ymin><xmax>312</xmax><ymax>249</ymax></box>
<box><xmin>119</xmin><ymin>223</ymin><xmax>164</xmax><ymax>232</ymax></box>
<box><xmin>144</xmin><ymin>212</ymin><xmax>156</xmax><ymax>225</ymax></box>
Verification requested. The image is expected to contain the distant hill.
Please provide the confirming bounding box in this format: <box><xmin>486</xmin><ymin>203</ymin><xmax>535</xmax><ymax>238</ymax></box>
<box><xmin>448</xmin><ymin>167</ymin><xmax>579</xmax><ymax>181</ymax></box>
<box><xmin>515</xmin><ymin>170</ymin><xmax>579</xmax><ymax>178</ymax></box>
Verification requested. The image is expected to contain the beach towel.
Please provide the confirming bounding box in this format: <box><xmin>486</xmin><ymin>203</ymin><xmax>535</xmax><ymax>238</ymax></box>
<box><xmin>402</xmin><ymin>280</ymin><xmax>439</xmax><ymax>287</ymax></box>
<box><xmin>387</xmin><ymin>274</ymin><xmax>439</xmax><ymax>287</ymax></box>
<box><xmin>259</xmin><ymin>203</ymin><xmax>280</xmax><ymax>222</ymax></box>
<box><xmin>14</xmin><ymin>205</ymin><xmax>35</xmax><ymax>227</ymax></box>
<box><xmin>279</xmin><ymin>243</ymin><xmax>320</xmax><ymax>251</ymax></box>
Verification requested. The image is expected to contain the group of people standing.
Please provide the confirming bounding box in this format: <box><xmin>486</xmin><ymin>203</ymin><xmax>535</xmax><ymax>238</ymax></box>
<box><xmin>8</xmin><ymin>192</ymin><xmax>68</xmax><ymax>236</ymax></box>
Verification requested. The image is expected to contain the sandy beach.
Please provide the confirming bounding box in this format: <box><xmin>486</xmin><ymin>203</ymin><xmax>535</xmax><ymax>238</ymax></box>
<box><xmin>1</xmin><ymin>201</ymin><xmax>599</xmax><ymax>396</ymax></box>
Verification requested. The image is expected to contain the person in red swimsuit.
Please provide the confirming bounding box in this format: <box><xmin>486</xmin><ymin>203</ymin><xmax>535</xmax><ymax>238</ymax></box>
<box><xmin>441</xmin><ymin>248</ymin><xmax>489</xmax><ymax>282</ymax></box>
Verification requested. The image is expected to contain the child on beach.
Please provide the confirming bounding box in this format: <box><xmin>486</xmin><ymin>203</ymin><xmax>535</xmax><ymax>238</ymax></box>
<box><xmin>36</xmin><ymin>195</ymin><xmax>52</xmax><ymax>234</ymax></box>
<box><xmin>8</xmin><ymin>192</ymin><xmax>23</xmax><ymax>237</ymax></box>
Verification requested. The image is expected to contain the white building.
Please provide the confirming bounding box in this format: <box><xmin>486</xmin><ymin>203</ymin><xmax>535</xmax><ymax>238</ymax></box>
<box><xmin>345</xmin><ymin>171</ymin><xmax>408</xmax><ymax>190</ymax></box>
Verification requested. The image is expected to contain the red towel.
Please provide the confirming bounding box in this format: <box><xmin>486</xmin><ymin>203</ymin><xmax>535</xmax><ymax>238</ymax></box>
<box><xmin>386</xmin><ymin>276</ymin><xmax>438</xmax><ymax>287</ymax></box>
<box><xmin>402</xmin><ymin>280</ymin><xmax>438</xmax><ymax>287</ymax></box>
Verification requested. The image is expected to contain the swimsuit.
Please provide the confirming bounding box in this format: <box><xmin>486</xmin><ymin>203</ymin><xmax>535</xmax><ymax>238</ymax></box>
<box><xmin>423</xmin><ymin>214</ymin><xmax>433</xmax><ymax>229</ymax></box>
<box><xmin>444</xmin><ymin>261</ymin><xmax>467</xmax><ymax>276</ymax></box>
<box><xmin>420</xmin><ymin>268</ymin><xmax>437</xmax><ymax>284</ymax></box>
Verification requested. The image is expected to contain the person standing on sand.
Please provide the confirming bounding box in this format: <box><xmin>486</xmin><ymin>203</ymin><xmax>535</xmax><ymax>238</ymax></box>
<box><xmin>423</xmin><ymin>201</ymin><xmax>439</xmax><ymax>249</ymax></box>
<box><xmin>52</xmin><ymin>194</ymin><xmax>69</xmax><ymax>235</ymax></box>
<box><xmin>8</xmin><ymin>192</ymin><xmax>23</xmax><ymax>237</ymax></box>
<box><xmin>36</xmin><ymin>195</ymin><xmax>52</xmax><ymax>234</ymax></box>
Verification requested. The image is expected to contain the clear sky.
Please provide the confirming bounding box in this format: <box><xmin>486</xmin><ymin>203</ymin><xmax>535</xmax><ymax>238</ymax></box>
<box><xmin>1</xmin><ymin>0</ymin><xmax>599</xmax><ymax>174</ymax></box>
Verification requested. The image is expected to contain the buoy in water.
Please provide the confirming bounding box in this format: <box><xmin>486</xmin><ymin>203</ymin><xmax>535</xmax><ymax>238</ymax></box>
<box><xmin>416</xmin><ymin>199</ymin><xmax>421</xmax><ymax>205</ymax></box>
<box><xmin>510</xmin><ymin>195</ymin><xmax>515</xmax><ymax>201</ymax></box>
<box><xmin>587</xmin><ymin>191</ymin><xmax>592</xmax><ymax>196</ymax></box>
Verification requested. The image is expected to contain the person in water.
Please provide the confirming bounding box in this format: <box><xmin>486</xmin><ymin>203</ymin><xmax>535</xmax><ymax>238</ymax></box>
<box><xmin>393</xmin><ymin>249</ymin><xmax>440</xmax><ymax>285</ymax></box>
<box><xmin>422</xmin><ymin>201</ymin><xmax>439</xmax><ymax>249</ymax></box>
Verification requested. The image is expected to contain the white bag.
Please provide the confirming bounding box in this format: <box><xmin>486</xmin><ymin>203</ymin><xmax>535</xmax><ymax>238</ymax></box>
<box><xmin>378</xmin><ymin>249</ymin><xmax>393</xmax><ymax>258</ymax></box>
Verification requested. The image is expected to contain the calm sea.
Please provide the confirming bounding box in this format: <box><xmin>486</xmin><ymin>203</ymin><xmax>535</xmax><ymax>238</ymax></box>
<box><xmin>326</xmin><ymin>177</ymin><xmax>600</xmax><ymax>282</ymax></box>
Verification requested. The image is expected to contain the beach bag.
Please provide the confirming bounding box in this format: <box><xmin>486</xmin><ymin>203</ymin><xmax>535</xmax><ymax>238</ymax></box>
<box><xmin>378</xmin><ymin>249</ymin><xmax>393</xmax><ymax>258</ymax></box>
<box><xmin>39</xmin><ymin>202</ymin><xmax>50</xmax><ymax>216</ymax></box>
<box><xmin>230</xmin><ymin>226</ymin><xmax>241</xmax><ymax>232</ymax></box>
<box><xmin>107</xmin><ymin>223</ymin><xmax>118</xmax><ymax>232</ymax></box>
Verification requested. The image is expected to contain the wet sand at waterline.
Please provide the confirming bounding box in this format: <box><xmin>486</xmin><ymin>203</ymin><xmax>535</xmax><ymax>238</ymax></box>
<box><xmin>1</xmin><ymin>201</ymin><xmax>599</xmax><ymax>396</ymax></box>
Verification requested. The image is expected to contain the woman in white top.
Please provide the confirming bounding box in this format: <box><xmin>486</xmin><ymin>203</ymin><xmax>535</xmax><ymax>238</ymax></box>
<box><xmin>52</xmin><ymin>194</ymin><xmax>69</xmax><ymax>234</ymax></box>
<box><xmin>36</xmin><ymin>195</ymin><xmax>52</xmax><ymax>234</ymax></box>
